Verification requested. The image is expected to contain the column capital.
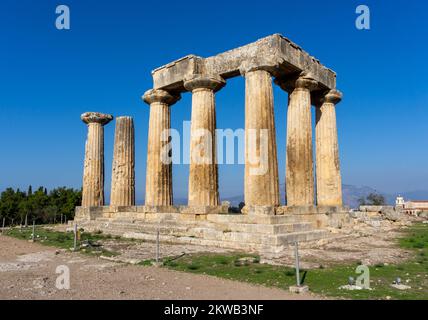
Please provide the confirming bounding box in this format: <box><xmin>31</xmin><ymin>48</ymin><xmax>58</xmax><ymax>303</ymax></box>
<box><xmin>81</xmin><ymin>112</ymin><xmax>113</xmax><ymax>126</ymax></box>
<box><xmin>142</xmin><ymin>89</ymin><xmax>181</xmax><ymax>106</ymax></box>
<box><xmin>184</xmin><ymin>75</ymin><xmax>225</xmax><ymax>93</ymax></box>
<box><xmin>321</xmin><ymin>89</ymin><xmax>343</xmax><ymax>105</ymax></box>
<box><xmin>239</xmin><ymin>56</ymin><xmax>284</xmax><ymax>76</ymax></box>
<box><xmin>116</xmin><ymin>115</ymin><xmax>133</xmax><ymax>121</ymax></box>
<box><xmin>275</xmin><ymin>73</ymin><xmax>318</xmax><ymax>93</ymax></box>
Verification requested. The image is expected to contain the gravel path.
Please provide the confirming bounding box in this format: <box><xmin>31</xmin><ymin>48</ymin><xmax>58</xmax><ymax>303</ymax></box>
<box><xmin>0</xmin><ymin>236</ymin><xmax>319</xmax><ymax>300</ymax></box>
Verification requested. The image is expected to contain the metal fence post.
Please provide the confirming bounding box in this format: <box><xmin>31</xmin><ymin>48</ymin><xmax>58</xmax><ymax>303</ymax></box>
<box><xmin>73</xmin><ymin>223</ymin><xmax>78</xmax><ymax>251</ymax></box>
<box><xmin>294</xmin><ymin>241</ymin><xmax>301</xmax><ymax>287</ymax></box>
<box><xmin>32</xmin><ymin>220</ymin><xmax>36</xmax><ymax>242</ymax></box>
<box><xmin>156</xmin><ymin>228</ymin><xmax>160</xmax><ymax>263</ymax></box>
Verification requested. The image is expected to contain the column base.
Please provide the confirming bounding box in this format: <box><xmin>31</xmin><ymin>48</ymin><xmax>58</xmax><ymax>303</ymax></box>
<box><xmin>276</xmin><ymin>205</ymin><xmax>351</xmax><ymax>228</ymax></box>
<box><xmin>177</xmin><ymin>205</ymin><xmax>229</xmax><ymax>221</ymax></box>
<box><xmin>242</xmin><ymin>205</ymin><xmax>277</xmax><ymax>216</ymax></box>
<box><xmin>179</xmin><ymin>205</ymin><xmax>229</xmax><ymax>215</ymax></box>
<box><xmin>277</xmin><ymin>205</ymin><xmax>347</xmax><ymax>215</ymax></box>
<box><xmin>74</xmin><ymin>206</ymin><xmax>112</xmax><ymax>222</ymax></box>
<box><xmin>142</xmin><ymin>206</ymin><xmax>180</xmax><ymax>213</ymax></box>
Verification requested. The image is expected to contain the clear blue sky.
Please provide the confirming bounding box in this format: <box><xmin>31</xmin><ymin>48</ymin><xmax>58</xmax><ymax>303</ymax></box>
<box><xmin>1</xmin><ymin>0</ymin><xmax>427</xmax><ymax>202</ymax></box>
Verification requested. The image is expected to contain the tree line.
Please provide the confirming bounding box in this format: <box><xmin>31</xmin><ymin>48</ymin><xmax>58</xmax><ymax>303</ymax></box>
<box><xmin>358</xmin><ymin>193</ymin><xmax>386</xmax><ymax>206</ymax></box>
<box><xmin>0</xmin><ymin>186</ymin><xmax>81</xmax><ymax>226</ymax></box>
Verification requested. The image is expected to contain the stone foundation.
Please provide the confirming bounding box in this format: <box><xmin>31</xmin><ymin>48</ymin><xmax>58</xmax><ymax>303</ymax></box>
<box><xmin>74</xmin><ymin>205</ymin><xmax>350</xmax><ymax>256</ymax></box>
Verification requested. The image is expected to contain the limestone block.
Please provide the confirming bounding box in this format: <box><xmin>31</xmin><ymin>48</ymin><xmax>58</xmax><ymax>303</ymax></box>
<box><xmin>220</xmin><ymin>201</ymin><xmax>230</xmax><ymax>214</ymax></box>
<box><xmin>116</xmin><ymin>206</ymin><xmax>137</xmax><ymax>213</ymax></box>
<box><xmin>180</xmin><ymin>206</ymin><xmax>223</xmax><ymax>215</ymax></box>
<box><xmin>359</xmin><ymin>205</ymin><xmax>390</xmax><ymax>212</ymax></box>
<box><xmin>381</xmin><ymin>208</ymin><xmax>403</xmax><ymax>222</ymax></box>
<box><xmin>243</xmin><ymin>205</ymin><xmax>276</xmax><ymax>216</ymax></box>
<box><xmin>88</xmin><ymin>206</ymin><xmax>111</xmax><ymax>220</ymax></box>
<box><xmin>74</xmin><ymin>206</ymin><xmax>90</xmax><ymax>221</ymax></box>
<box><xmin>281</xmin><ymin>206</ymin><xmax>318</xmax><ymax>215</ymax></box>
<box><xmin>136</xmin><ymin>206</ymin><xmax>147</xmax><ymax>213</ymax></box>
<box><xmin>179</xmin><ymin>213</ymin><xmax>208</xmax><ymax>221</ymax></box>
<box><xmin>143</xmin><ymin>206</ymin><xmax>180</xmax><ymax>213</ymax></box>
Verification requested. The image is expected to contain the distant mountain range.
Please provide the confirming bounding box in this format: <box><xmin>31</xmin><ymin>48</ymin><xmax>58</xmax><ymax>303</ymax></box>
<box><xmin>222</xmin><ymin>184</ymin><xmax>428</xmax><ymax>209</ymax></box>
<box><xmin>342</xmin><ymin>185</ymin><xmax>428</xmax><ymax>208</ymax></box>
<box><xmin>144</xmin><ymin>184</ymin><xmax>428</xmax><ymax>209</ymax></box>
<box><xmin>341</xmin><ymin>184</ymin><xmax>383</xmax><ymax>208</ymax></box>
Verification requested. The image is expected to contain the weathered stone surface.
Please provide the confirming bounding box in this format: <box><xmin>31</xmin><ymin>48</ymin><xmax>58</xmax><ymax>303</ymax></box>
<box><xmin>289</xmin><ymin>285</ymin><xmax>309</xmax><ymax>294</ymax></box>
<box><xmin>184</xmin><ymin>75</ymin><xmax>225</xmax><ymax>206</ymax></box>
<box><xmin>73</xmin><ymin>211</ymin><xmax>331</xmax><ymax>254</ymax></box>
<box><xmin>244</xmin><ymin>69</ymin><xmax>280</xmax><ymax>207</ymax></box>
<box><xmin>143</xmin><ymin>89</ymin><xmax>180</xmax><ymax>206</ymax></box>
<box><xmin>75</xmin><ymin>206</ymin><xmax>112</xmax><ymax>221</ymax></box>
<box><xmin>111</xmin><ymin>206</ymin><xmax>138</xmax><ymax>213</ymax></box>
<box><xmin>110</xmin><ymin>116</ymin><xmax>135</xmax><ymax>206</ymax></box>
<box><xmin>152</xmin><ymin>34</ymin><xmax>336</xmax><ymax>92</ymax></box>
<box><xmin>391</xmin><ymin>284</ymin><xmax>411</xmax><ymax>290</ymax></box>
<box><xmin>81</xmin><ymin>112</ymin><xmax>113</xmax><ymax>126</ymax></box>
<box><xmin>179</xmin><ymin>206</ymin><xmax>225</xmax><ymax>215</ymax></box>
<box><xmin>74</xmin><ymin>206</ymin><xmax>90</xmax><ymax>221</ymax></box>
<box><xmin>241</xmin><ymin>205</ymin><xmax>276</xmax><ymax>216</ymax></box>
<box><xmin>381</xmin><ymin>207</ymin><xmax>403</xmax><ymax>222</ymax></box>
<box><xmin>142</xmin><ymin>206</ymin><xmax>180</xmax><ymax>214</ymax></box>
<box><xmin>283</xmin><ymin>75</ymin><xmax>317</xmax><ymax>206</ymax></box>
<box><xmin>359</xmin><ymin>205</ymin><xmax>391</xmax><ymax>212</ymax></box>
<box><xmin>81</xmin><ymin>112</ymin><xmax>113</xmax><ymax>207</ymax></box>
<box><xmin>315</xmin><ymin>90</ymin><xmax>343</xmax><ymax>206</ymax></box>
<box><xmin>420</xmin><ymin>212</ymin><xmax>428</xmax><ymax>218</ymax></box>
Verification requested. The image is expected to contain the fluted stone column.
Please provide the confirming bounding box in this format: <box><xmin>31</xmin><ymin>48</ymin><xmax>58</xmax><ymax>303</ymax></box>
<box><xmin>243</xmin><ymin>68</ymin><xmax>280</xmax><ymax>207</ymax></box>
<box><xmin>285</xmin><ymin>75</ymin><xmax>318</xmax><ymax>207</ymax></box>
<box><xmin>110</xmin><ymin>116</ymin><xmax>135</xmax><ymax>207</ymax></box>
<box><xmin>315</xmin><ymin>90</ymin><xmax>343</xmax><ymax>206</ymax></box>
<box><xmin>81</xmin><ymin>112</ymin><xmax>113</xmax><ymax>207</ymax></box>
<box><xmin>184</xmin><ymin>75</ymin><xmax>225</xmax><ymax>206</ymax></box>
<box><xmin>143</xmin><ymin>89</ymin><xmax>180</xmax><ymax>206</ymax></box>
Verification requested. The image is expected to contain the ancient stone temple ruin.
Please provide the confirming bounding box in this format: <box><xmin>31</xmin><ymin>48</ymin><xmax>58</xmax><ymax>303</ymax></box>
<box><xmin>75</xmin><ymin>34</ymin><xmax>349</xmax><ymax>255</ymax></box>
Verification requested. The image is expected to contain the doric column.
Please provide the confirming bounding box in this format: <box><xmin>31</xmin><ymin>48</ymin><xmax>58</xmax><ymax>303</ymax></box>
<box><xmin>242</xmin><ymin>68</ymin><xmax>280</xmax><ymax>207</ymax></box>
<box><xmin>81</xmin><ymin>112</ymin><xmax>113</xmax><ymax>207</ymax></box>
<box><xmin>315</xmin><ymin>89</ymin><xmax>343</xmax><ymax>206</ymax></box>
<box><xmin>284</xmin><ymin>74</ymin><xmax>318</xmax><ymax>207</ymax></box>
<box><xmin>184</xmin><ymin>75</ymin><xmax>225</xmax><ymax>206</ymax></box>
<box><xmin>110</xmin><ymin>116</ymin><xmax>135</xmax><ymax>207</ymax></box>
<box><xmin>143</xmin><ymin>89</ymin><xmax>180</xmax><ymax>206</ymax></box>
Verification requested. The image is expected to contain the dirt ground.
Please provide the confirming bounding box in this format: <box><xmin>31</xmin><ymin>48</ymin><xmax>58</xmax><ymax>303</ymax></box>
<box><xmin>0</xmin><ymin>236</ymin><xmax>319</xmax><ymax>300</ymax></box>
<box><xmin>0</xmin><ymin>219</ymin><xmax>417</xmax><ymax>300</ymax></box>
